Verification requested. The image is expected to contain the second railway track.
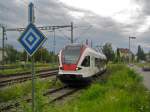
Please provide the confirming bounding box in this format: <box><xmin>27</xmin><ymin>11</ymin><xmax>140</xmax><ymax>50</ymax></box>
<box><xmin>0</xmin><ymin>70</ymin><xmax>107</xmax><ymax>112</ymax></box>
<box><xmin>0</xmin><ymin>86</ymin><xmax>80</xmax><ymax>112</ymax></box>
<box><xmin>0</xmin><ymin>69</ymin><xmax>58</xmax><ymax>88</ymax></box>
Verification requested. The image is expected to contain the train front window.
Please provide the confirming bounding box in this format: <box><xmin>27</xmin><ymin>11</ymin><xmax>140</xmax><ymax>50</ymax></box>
<box><xmin>81</xmin><ymin>56</ymin><xmax>90</xmax><ymax>67</ymax></box>
<box><xmin>62</xmin><ymin>46</ymin><xmax>81</xmax><ymax>64</ymax></box>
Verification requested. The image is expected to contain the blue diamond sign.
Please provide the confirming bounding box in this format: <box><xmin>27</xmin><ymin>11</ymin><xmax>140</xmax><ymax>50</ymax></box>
<box><xmin>18</xmin><ymin>23</ymin><xmax>47</xmax><ymax>56</ymax></box>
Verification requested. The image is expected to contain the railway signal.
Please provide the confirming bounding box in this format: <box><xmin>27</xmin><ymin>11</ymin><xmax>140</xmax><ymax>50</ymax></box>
<box><xmin>18</xmin><ymin>23</ymin><xmax>47</xmax><ymax>56</ymax></box>
<box><xmin>18</xmin><ymin>3</ymin><xmax>47</xmax><ymax>112</ymax></box>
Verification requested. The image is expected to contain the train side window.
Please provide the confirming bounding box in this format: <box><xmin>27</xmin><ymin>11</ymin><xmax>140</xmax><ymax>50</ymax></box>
<box><xmin>95</xmin><ymin>58</ymin><xmax>100</xmax><ymax>67</ymax></box>
<box><xmin>81</xmin><ymin>56</ymin><xmax>90</xmax><ymax>67</ymax></box>
<box><xmin>95</xmin><ymin>58</ymin><xmax>97</xmax><ymax>66</ymax></box>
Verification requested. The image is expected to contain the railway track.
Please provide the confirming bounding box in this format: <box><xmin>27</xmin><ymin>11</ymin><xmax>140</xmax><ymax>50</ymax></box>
<box><xmin>0</xmin><ymin>66</ymin><xmax>16</xmax><ymax>70</ymax></box>
<box><xmin>0</xmin><ymin>68</ymin><xmax>108</xmax><ymax>111</ymax></box>
<box><xmin>0</xmin><ymin>86</ymin><xmax>80</xmax><ymax>112</ymax></box>
<box><xmin>0</xmin><ymin>68</ymin><xmax>58</xmax><ymax>77</ymax></box>
<box><xmin>0</xmin><ymin>69</ymin><xmax>58</xmax><ymax>88</ymax></box>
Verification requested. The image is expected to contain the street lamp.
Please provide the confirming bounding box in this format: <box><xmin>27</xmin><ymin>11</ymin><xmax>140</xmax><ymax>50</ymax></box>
<box><xmin>129</xmin><ymin>36</ymin><xmax>136</xmax><ymax>64</ymax></box>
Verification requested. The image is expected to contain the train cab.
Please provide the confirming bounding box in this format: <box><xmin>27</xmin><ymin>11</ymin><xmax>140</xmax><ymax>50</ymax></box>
<box><xmin>58</xmin><ymin>44</ymin><xmax>107</xmax><ymax>85</ymax></box>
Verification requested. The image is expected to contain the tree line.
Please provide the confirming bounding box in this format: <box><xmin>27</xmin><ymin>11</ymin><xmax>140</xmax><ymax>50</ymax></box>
<box><xmin>1</xmin><ymin>43</ymin><xmax>149</xmax><ymax>64</ymax></box>
<box><xmin>2</xmin><ymin>44</ymin><xmax>57</xmax><ymax>64</ymax></box>
<box><xmin>101</xmin><ymin>43</ymin><xmax>148</xmax><ymax>63</ymax></box>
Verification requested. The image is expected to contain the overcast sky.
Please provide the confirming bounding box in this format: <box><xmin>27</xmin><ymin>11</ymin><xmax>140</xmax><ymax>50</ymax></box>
<box><xmin>0</xmin><ymin>0</ymin><xmax>150</xmax><ymax>53</ymax></box>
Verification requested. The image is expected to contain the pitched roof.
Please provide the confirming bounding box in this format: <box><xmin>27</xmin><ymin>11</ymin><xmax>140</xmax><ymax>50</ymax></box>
<box><xmin>118</xmin><ymin>48</ymin><xmax>129</xmax><ymax>53</ymax></box>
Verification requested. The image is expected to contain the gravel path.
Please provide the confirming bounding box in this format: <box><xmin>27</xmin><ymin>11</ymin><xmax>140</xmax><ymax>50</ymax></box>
<box><xmin>131</xmin><ymin>66</ymin><xmax>150</xmax><ymax>90</ymax></box>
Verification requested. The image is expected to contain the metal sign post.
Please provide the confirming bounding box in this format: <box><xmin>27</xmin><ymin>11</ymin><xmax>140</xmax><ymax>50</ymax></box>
<box><xmin>29</xmin><ymin>3</ymin><xmax>35</xmax><ymax>112</ymax></box>
<box><xmin>31</xmin><ymin>56</ymin><xmax>35</xmax><ymax>112</ymax></box>
<box><xmin>18</xmin><ymin>3</ymin><xmax>46</xmax><ymax>112</ymax></box>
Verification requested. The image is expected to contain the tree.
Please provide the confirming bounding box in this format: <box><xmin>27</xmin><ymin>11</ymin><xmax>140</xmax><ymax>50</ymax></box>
<box><xmin>34</xmin><ymin>47</ymin><xmax>57</xmax><ymax>63</ymax></box>
<box><xmin>3</xmin><ymin>45</ymin><xmax>58</xmax><ymax>64</ymax></box>
<box><xmin>116</xmin><ymin>48</ymin><xmax>121</xmax><ymax>62</ymax></box>
<box><xmin>137</xmin><ymin>45</ymin><xmax>145</xmax><ymax>61</ymax></box>
<box><xmin>20</xmin><ymin>50</ymin><xmax>28</xmax><ymax>61</ymax></box>
<box><xmin>5</xmin><ymin>44</ymin><xmax>21</xmax><ymax>63</ymax></box>
<box><xmin>102</xmin><ymin>43</ymin><xmax>115</xmax><ymax>62</ymax></box>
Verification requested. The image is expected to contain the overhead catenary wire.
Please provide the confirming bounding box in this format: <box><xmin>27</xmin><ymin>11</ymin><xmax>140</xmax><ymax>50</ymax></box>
<box><xmin>11</xmin><ymin>1</ymin><xmax>92</xmax><ymax>42</ymax></box>
<box><xmin>58</xmin><ymin>29</ymin><xmax>71</xmax><ymax>41</ymax></box>
<box><xmin>74</xmin><ymin>25</ymin><xmax>93</xmax><ymax>42</ymax></box>
<box><xmin>3</xmin><ymin>1</ymin><xmax>95</xmax><ymax>52</ymax></box>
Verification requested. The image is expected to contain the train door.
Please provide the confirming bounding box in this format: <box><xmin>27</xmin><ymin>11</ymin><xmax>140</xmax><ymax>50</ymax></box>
<box><xmin>81</xmin><ymin>56</ymin><xmax>91</xmax><ymax>77</ymax></box>
<box><xmin>90</xmin><ymin>56</ymin><xmax>94</xmax><ymax>68</ymax></box>
<box><xmin>90</xmin><ymin>56</ymin><xmax>96</xmax><ymax>73</ymax></box>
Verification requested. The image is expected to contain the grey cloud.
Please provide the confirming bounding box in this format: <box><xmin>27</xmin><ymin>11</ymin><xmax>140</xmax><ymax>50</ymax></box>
<box><xmin>0</xmin><ymin>0</ymin><xmax>149</xmax><ymax>53</ymax></box>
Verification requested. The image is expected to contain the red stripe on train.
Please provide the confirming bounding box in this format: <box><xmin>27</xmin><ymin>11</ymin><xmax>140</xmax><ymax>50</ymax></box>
<box><xmin>63</xmin><ymin>64</ymin><xmax>77</xmax><ymax>71</ymax></box>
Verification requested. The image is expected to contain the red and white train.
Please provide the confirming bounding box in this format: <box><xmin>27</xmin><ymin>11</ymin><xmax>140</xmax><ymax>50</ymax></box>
<box><xmin>58</xmin><ymin>44</ymin><xmax>107</xmax><ymax>85</ymax></box>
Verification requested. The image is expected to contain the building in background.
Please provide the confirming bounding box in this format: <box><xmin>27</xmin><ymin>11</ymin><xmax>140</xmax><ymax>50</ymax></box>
<box><xmin>117</xmin><ymin>48</ymin><xmax>134</xmax><ymax>63</ymax></box>
<box><xmin>146</xmin><ymin>53</ymin><xmax>150</xmax><ymax>62</ymax></box>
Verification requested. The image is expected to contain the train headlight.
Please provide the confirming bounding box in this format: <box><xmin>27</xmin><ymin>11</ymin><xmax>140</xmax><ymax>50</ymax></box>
<box><xmin>76</xmin><ymin>67</ymin><xmax>82</xmax><ymax>70</ymax></box>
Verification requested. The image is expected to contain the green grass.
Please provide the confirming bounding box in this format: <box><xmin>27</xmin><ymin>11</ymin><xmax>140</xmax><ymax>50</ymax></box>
<box><xmin>42</xmin><ymin>64</ymin><xmax>150</xmax><ymax>112</ymax></box>
<box><xmin>1</xmin><ymin>64</ymin><xmax>150</xmax><ymax>112</ymax></box>
<box><xmin>0</xmin><ymin>78</ymin><xmax>62</xmax><ymax>103</ymax></box>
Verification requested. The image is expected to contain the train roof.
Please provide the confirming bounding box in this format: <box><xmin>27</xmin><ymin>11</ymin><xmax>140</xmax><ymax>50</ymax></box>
<box><xmin>62</xmin><ymin>43</ymin><xmax>107</xmax><ymax>60</ymax></box>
